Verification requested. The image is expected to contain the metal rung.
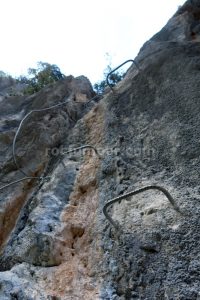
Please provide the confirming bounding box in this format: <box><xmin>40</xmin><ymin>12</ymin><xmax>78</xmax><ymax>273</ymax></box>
<box><xmin>103</xmin><ymin>185</ymin><xmax>181</xmax><ymax>230</ymax></box>
<box><xmin>106</xmin><ymin>59</ymin><xmax>140</xmax><ymax>90</ymax></box>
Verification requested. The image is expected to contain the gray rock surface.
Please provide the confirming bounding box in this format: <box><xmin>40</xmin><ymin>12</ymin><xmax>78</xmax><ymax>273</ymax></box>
<box><xmin>1</xmin><ymin>1</ymin><xmax>200</xmax><ymax>299</ymax></box>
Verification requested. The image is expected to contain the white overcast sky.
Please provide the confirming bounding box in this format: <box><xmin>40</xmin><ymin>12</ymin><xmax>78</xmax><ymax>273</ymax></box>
<box><xmin>0</xmin><ymin>0</ymin><xmax>185</xmax><ymax>84</ymax></box>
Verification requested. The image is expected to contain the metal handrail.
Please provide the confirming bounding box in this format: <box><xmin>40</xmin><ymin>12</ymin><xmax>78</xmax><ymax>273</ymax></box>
<box><xmin>103</xmin><ymin>185</ymin><xmax>181</xmax><ymax>230</ymax></box>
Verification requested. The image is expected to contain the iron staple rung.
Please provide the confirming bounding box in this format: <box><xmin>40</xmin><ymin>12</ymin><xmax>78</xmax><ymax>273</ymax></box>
<box><xmin>106</xmin><ymin>59</ymin><xmax>140</xmax><ymax>90</ymax></box>
<box><xmin>103</xmin><ymin>185</ymin><xmax>182</xmax><ymax>230</ymax></box>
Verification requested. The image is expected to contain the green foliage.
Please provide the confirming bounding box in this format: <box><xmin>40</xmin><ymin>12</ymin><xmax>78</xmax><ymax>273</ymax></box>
<box><xmin>18</xmin><ymin>62</ymin><xmax>65</xmax><ymax>95</ymax></box>
<box><xmin>93</xmin><ymin>63</ymin><xmax>125</xmax><ymax>94</ymax></box>
<box><xmin>93</xmin><ymin>80</ymin><xmax>107</xmax><ymax>95</ymax></box>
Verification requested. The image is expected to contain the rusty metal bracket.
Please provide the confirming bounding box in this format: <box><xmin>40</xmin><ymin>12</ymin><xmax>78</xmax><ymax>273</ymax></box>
<box><xmin>103</xmin><ymin>185</ymin><xmax>181</xmax><ymax>230</ymax></box>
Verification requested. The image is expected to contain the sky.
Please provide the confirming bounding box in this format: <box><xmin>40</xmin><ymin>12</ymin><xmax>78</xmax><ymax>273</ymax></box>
<box><xmin>0</xmin><ymin>0</ymin><xmax>186</xmax><ymax>84</ymax></box>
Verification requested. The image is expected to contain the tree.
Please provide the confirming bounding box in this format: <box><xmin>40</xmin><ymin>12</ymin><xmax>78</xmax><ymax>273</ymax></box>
<box><xmin>93</xmin><ymin>60</ymin><xmax>125</xmax><ymax>94</ymax></box>
<box><xmin>18</xmin><ymin>62</ymin><xmax>65</xmax><ymax>95</ymax></box>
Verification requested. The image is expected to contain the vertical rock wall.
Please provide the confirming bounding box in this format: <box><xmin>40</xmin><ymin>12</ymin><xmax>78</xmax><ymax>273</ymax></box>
<box><xmin>1</xmin><ymin>1</ymin><xmax>200</xmax><ymax>299</ymax></box>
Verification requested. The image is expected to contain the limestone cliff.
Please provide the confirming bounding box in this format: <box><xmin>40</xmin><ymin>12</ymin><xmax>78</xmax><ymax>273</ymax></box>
<box><xmin>1</xmin><ymin>1</ymin><xmax>200</xmax><ymax>299</ymax></box>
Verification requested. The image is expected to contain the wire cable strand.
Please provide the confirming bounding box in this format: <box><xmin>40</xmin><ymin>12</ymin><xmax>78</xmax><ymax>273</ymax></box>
<box><xmin>12</xmin><ymin>96</ymin><xmax>72</xmax><ymax>177</ymax></box>
<box><xmin>0</xmin><ymin>93</ymin><xmax>100</xmax><ymax>192</ymax></box>
<box><xmin>0</xmin><ymin>144</ymin><xmax>99</xmax><ymax>192</ymax></box>
<box><xmin>12</xmin><ymin>93</ymin><xmax>100</xmax><ymax>178</ymax></box>
<box><xmin>0</xmin><ymin>177</ymin><xmax>41</xmax><ymax>192</ymax></box>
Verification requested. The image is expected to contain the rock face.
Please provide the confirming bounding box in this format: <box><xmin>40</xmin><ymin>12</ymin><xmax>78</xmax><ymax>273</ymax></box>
<box><xmin>1</xmin><ymin>1</ymin><xmax>200</xmax><ymax>299</ymax></box>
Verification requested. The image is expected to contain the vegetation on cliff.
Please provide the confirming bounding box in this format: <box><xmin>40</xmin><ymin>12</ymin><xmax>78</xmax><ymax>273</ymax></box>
<box><xmin>17</xmin><ymin>62</ymin><xmax>65</xmax><ymax>95</ymax></box>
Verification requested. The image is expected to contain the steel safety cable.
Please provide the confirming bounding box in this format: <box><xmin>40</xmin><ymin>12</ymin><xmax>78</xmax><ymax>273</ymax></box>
<box><xmin>12</xmin><ymin>96</ymin><xmax>73</xmax><ymax>177</ymax></box>
<box><xmin>0</xmin><ymin>94</ymin><xmax>100</xmax><ymax>191</ymax></box>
